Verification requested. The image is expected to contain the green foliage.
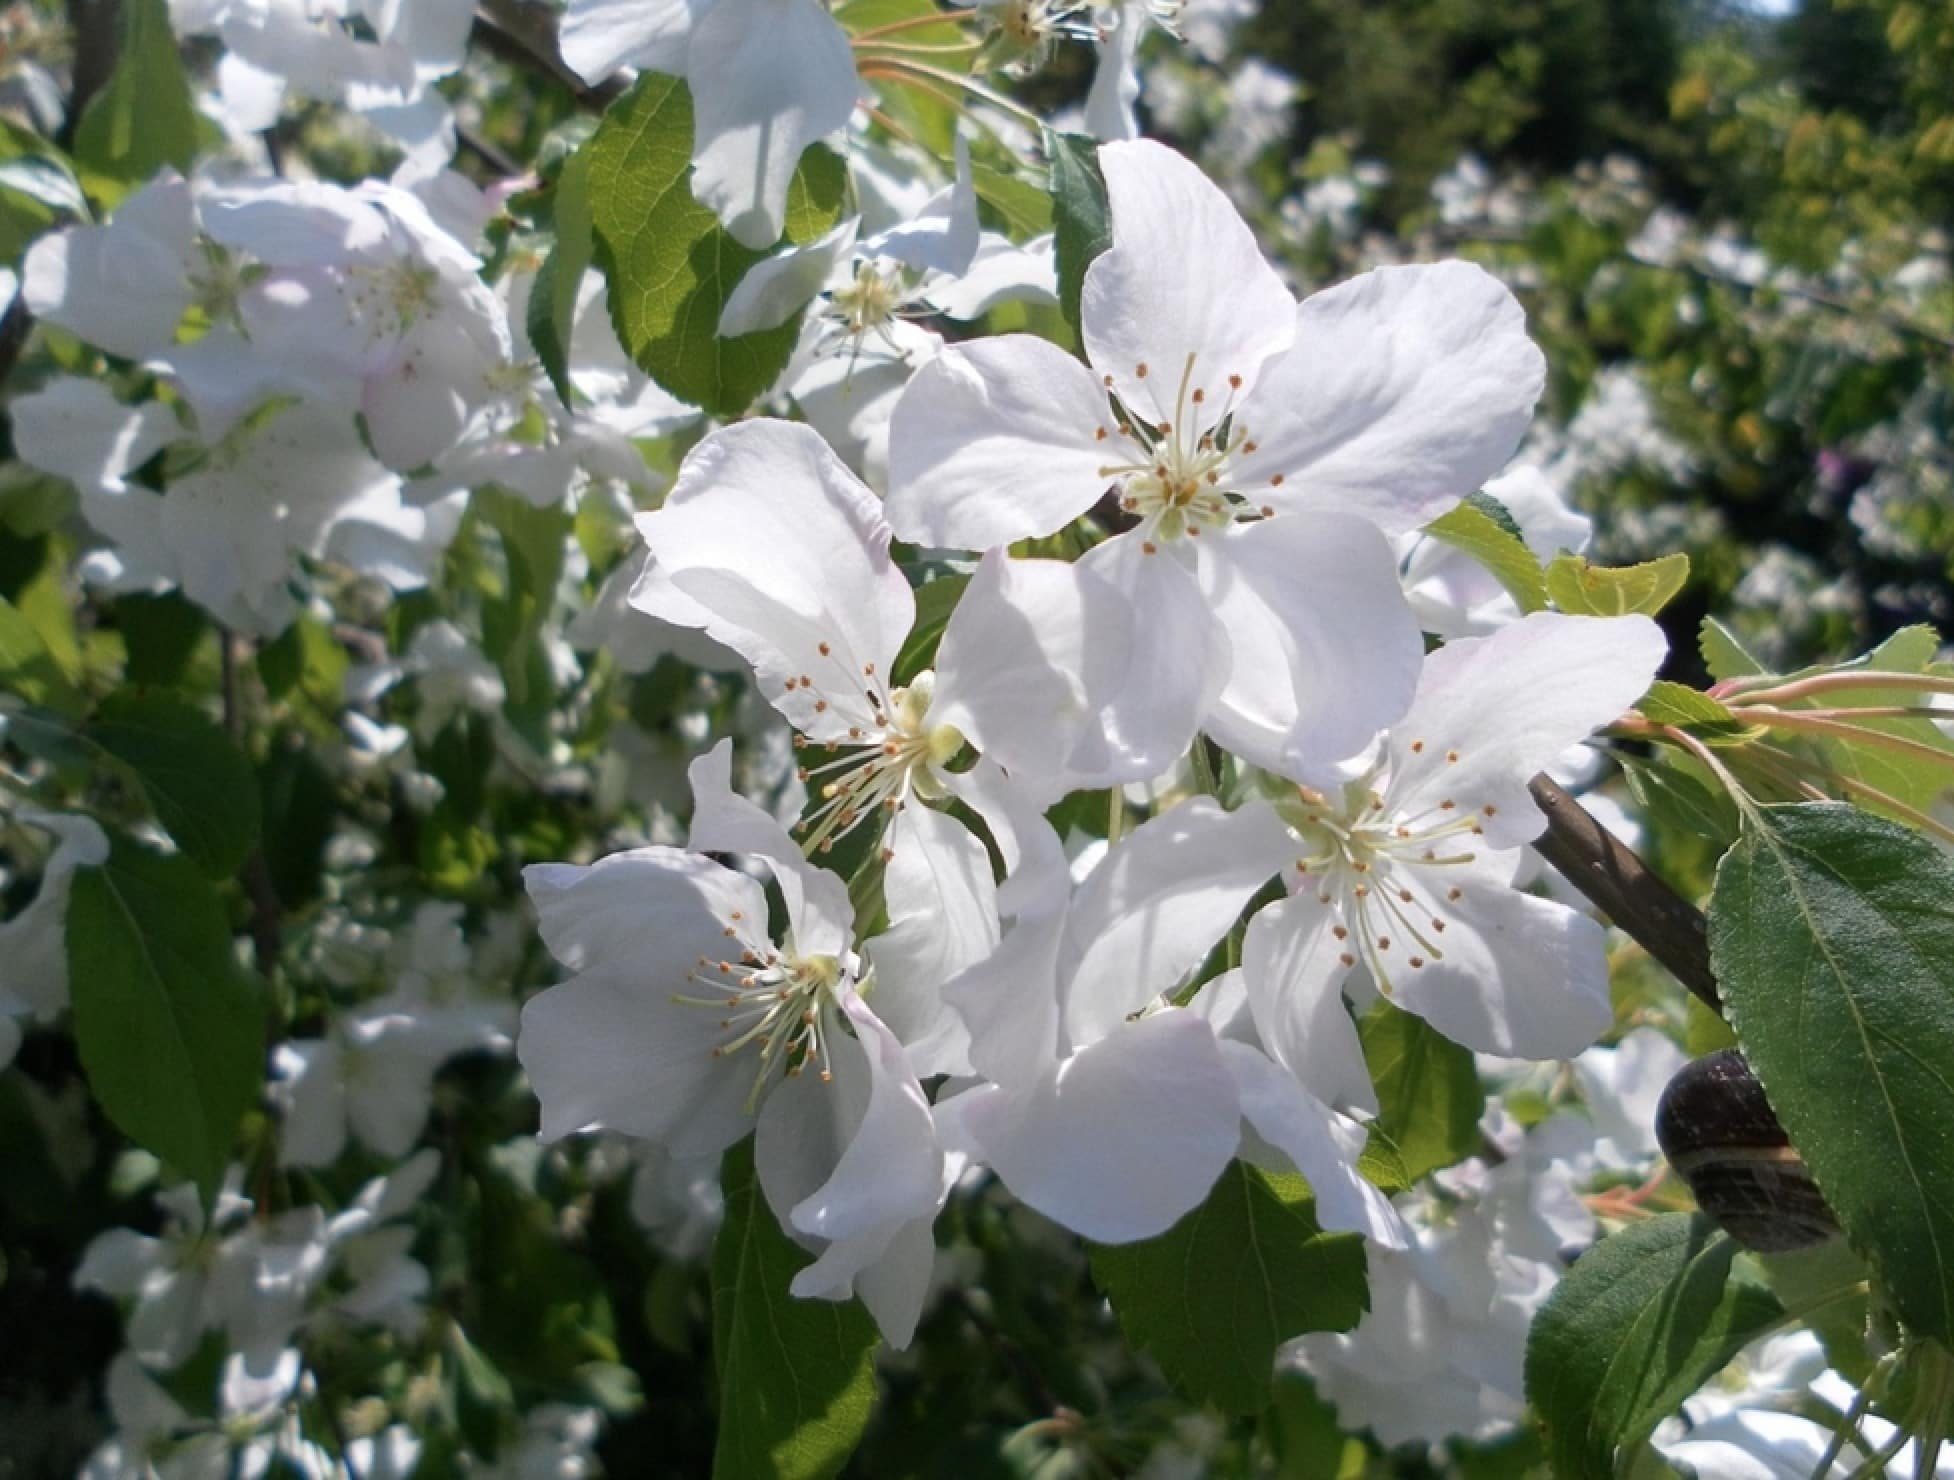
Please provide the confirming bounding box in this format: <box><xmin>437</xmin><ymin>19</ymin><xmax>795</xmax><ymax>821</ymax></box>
<box><xmin>1710</xmin><ymin>803</ymin><xmax>1954</xmax><ymax>1347</ymax></box>
<box><xmin>0</xmin><ymin>592</ymin><xmax>83</xmax><ymax>712</ymax></box>
<box><xmin>74</xmin><ymin>0</ymin><xmax>201</xmax><ymax>186</ymax></box>
<box><xmin>1048</xmin><ymin>131</ymin><xmax>1111</xmax><ymax>333</ymax></box>
<box><xmin>85</xmin><ymin>694</ymin><xmax>262</xmax><ymax>877</ymax></box>
<box><xmin>1637</xmin><ymin>681</ymin><xmax>1760</xmax><ymax>743</ymax></box>
<box><xmin>65</xmin><ymin>835</ymin><xmax>264</xmax><ymax>1196</ymax></box>
<box><xmin>1357</xmin><ymin>1002</ymin><xmax>1485</xmax><ymax>1189</ymax></box>
<box><xmin>1524</xmin><ymin>1214</ymin><xmax>1785</xmax><ymax>1479</ymax></box>
<box><xmin>528</xmin><ymin>148</ymin><xmax>594</xmax><ymax>411</ymax></box>
<box><xmin>1545</xmin><ymin>551</ymin><xmax>1690</xmax><ymax>616</ymax></box>
<box><xmin>585</xmin><ymin>76</ymin><xmax>846</xmax><ymax>417</ymax></box>
<box><xmin>1089</xmin><ymin>1161</ymin><xmax>1369</xmax><ymax>1415</ymax></box>
<box><xmin>711</xmin><ymin>1139</ymin><xmax>879</xmax><ymax>1480</ymax></box>
<box><xmin>1424</xmin><ymin>499</ymin><xmax>1548</xmax><ymax>613</ymax></box>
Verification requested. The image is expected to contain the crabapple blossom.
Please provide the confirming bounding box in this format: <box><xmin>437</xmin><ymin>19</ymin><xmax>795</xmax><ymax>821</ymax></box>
<box><xmin>888</xmin><ymin>138</ymin><xmax>1544</xmax><ymax>782</ymax></box>
<box><xmin>1242</xmin><ymin>612</ymin><xmax>1667</xmax><ymax>1107</ymax></box>
<box><xmin>519</xmin><ymin>743</ymin><xmax>961</xmax><ymax>1344</ymax></box>
<box><xmin>0</xmin><ymin>807</ymin><xmax>107</xmax><ymax>1067</ymax></box>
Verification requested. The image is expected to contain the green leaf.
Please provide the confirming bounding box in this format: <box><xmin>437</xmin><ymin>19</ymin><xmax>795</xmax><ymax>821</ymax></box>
<box><xmin>1700</xmin><ymin>617</ymin><xmax>1766</xmax><ymax>682</ymax></box>
<box><xmin>711</xmin><ymin>1138</ymin><xmax>879</xmax><ymax>1480</ymax></box>
<box><xmin>1357</xmin><ymin>1001</ymin><xmax>1485</xmax><ymax>1186</ymax></box>
<box><xmin>891</xmin><ymin>572</ymin><xmax>969</xmax><ymax>686</ymax></box>
<box><xmin>1710</xmin><ymin>803</ymin><xmax>1954</xmax><ymax>1347</ymax></box>
<box><xmin>73</xmin><ymin>0</ymin><xmax>199</xmax><ymax>185</ymax></box>
<box><xmin>1779</xmin><ymin>626</ymin><xmax>1954</xmax><ymax>822</ymax></box>
<box><xmin>1545</xmin><ymin>552</ymin><xmax>1691</xmax><ymax>617</ymax></box>
<box><xmin>116</xmin><ymin>592</ymin><xmax>210</xmax><ymax>689</ymax></box>
<box><xmin>0</xmin><ymin>593</ymin><xmax>82</xmax><ymax>712</ymax></box>
<box><xmin>1524</xmin><ymin>1213</ymin><xmax>1785</xmax><ymax>1479</ymax></box>
<box><xmin>1637</xmin><ymin>680</ymin><xmax>1762</xmax><ymax>744</ymax></box>
<box><xmin>587</xmin><ymin>76</ymin><xmax>845</xmax><ymax>417</ymax></box>
<box><xmin>66</xmin><ymin>836</ymin><xmax>264</xmax><ymax>1195</ymax></box>
<box><xmin>970</xmin><ymin>162</ymin><xmax>1054</xmax><ymax>238</ymax></box>
<box><xmin>1089</xmin><ymin>1160</ymin><xmax>1369</xmax><ymax>1415</ymax></box>
<box><xmin>1048</xmin><ymin>130</ymin><xmax>1111</xmax><ymax>333</ymax></box>
<box><xmin>1621</xmin><ymin>754</ymin><xmax>1740</xmax><ymax>843</ymax></box>
<box><xmin>87</xmin><ymin>694</ymin><xmax>262</xmax><ymax>877</ymax></box>
<box><xmin>529</xmin><ymin>148</ymin><xmax>594</xmax><ymax>410</ymax></box>
<box><xmin>1423</xmin><ymin>499</ymin><xmax>1548</xmax><ymax>613</ymax></box>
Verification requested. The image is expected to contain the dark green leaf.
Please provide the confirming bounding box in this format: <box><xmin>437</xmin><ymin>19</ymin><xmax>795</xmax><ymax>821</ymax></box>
<box><xmin>258</xmin><ymin>743</ymin><xmax>335</xmax><ymax>910</ymax></box>
<box><xmin>116</xmin><ymin>592</ymin><xmax>209</xmax><ymax>689</ymax></box>
<box><xmin>1089</xmin><ymin>1160</ymin><xmax>1368</xmax><ymax>1415</ymax></box>
<box><xmin>1047</xmin><ymin>130</ymin><xmax>1110</xmax><ymax>332</ymax></box>
<box><xmin>66</xmin><ymin>836</ymin><xmax>264</xmax><ymax>1195</ymax></box>
<box><xmin>74</xmin><ymin>0</ymin><xmax>199</xmax><ymax>185</ymax></box>
<box><xmin>711</xmin><ymin>1138</ymin><xmax>879</xmax><ymax>1480</ymax></box>
<box><xmin>88</xmin><ymin>694</ymin><xmax>261</xmax><ymax>877</ymax></box>
<box><xmin>1524</xmin><ymin>1213</ymin><xmax>1784</xmax><ymax>1479</ymax></box>
<box><xmin>1710</xmin><ymin>803</ymin><xmax>1954</xmax><ymax>1347</ymax></box>
<box><xmin>1358</xmin><ymin>1001</ymin><xmax>1484</xmax><ymax>1185</ymax></box>
<box><xmin>891</xmin><ymin>572</ymin><xmax>969</xmax><ymax>686</ymax></box>
<box><xmin>587</xmin><ymin>76</ymin><xmax>845</xmax><ymax>416</ymax></box>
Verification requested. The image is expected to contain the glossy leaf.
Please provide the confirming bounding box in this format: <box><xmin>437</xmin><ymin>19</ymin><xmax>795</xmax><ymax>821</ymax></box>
<box><xmin>1711</xmin><ymin>803</ymin><xmax>1954</xmax><ymax>1347</ymax></box>
<box><xmin>1090</xmin><ymin>1161</ymin><xmax>1369</xmax><ymax>1415</ymax></box>
<box><xmin>586</xmin><ymin>75</ymin><xmax>845</xmax><ymax>417</ymax></box>
<box><xmin>66</xmin><ymin>836</ymin><xmax>264</xmax><ymax>1195</ymax></box>
<box><xmin>1358</xmin><ymin>1001</ymin><xmax>1485</xmax><ymax>1187</ymax></box>
<box><xmin>1525</xmin><ymin>1213</ymin><xmax>1784</xmax><ymax>1479</ymax></box>
<box><xmin>1048</xmin><ymin>130</ymin><xmax>1111</xmax><ymax>332</ymax></box>
<box><xmin>711</xmin><ymin>1139</ymin><xmax>879</xmax><ymax>1480</ymax></box>
<box><xmin>87</xmin><ymin>694</ymin><xmax>262</xmax><ymax>877</ymax></box>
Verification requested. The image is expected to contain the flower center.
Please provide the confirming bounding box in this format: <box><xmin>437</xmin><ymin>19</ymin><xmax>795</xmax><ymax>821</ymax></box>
<box><xmin>1094</xmin><ymin>352</ymin><xmax>1275</xmax><ymax>546</ymax></box>
<box><xmin>792</xmin><ymin>668</ymin><xmax>965</xmax><ymax>854</ymax></box>
<box><xmin>829</xmin><ymin>260</ymin><xmax>906</xmax><ymax>339</ymax></box>
<box><xmin>678</xmin><ymin>943</ymin><xmax>848</xmax><ymax>1108</ymax></box>
<box><xmin>1278</xmin><ymin>763</ymin><xmax>1489</xmax><ymax>998</ymax></box>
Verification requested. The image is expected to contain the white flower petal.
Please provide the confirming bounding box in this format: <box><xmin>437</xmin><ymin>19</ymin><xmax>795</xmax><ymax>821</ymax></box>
<box><xmin>1080</xmin><ymin>534</ymin><xmax>1228</xmax><ymax>783</ymax></box>
<box><xmin>884</xmin><ymin>335</ymin><xmax>1115</xmax><ymax>549</ymax></box>
<box><xmin>23</xmin><ymin>172</ymin><xmax>198</xmax><ymax>358</ymax></box>
<box><xmin>786</xmin><ymin>992</ymin><xmax>941</xmax><ymax>1247</ymax></box>
<box><xmin>1217</xmin><ymin>1040</ymin><xmax>1405</xmax><ymax>1247</ymax></box>
<box><xmin>960</xmin><ymin>1009</ymin><xmax>1242</xmax><ymax>1242</ymax></box>
<box><xmin>560</xmin><ymin>0</ymin><xmax>704</xmax><ymax>81</ymax></box>
<box><xmin>1062</xmin><ymin>797</ymin><xmax>1295</xmax><ymax>1043</ymax></box>
<box><xmin>1240</xmin><ymin>894</ymin><xmax>1378</xmax><ymax>1115</ymax></box>
<box><xmin>632</xmin><ymin>419</ymin><xmax>912</xmax><ymax>744</ymax></box>
<box><xmin>1386</xmin><ymin>876</ymin><xmax>1613</xmax><ymax>1060</ymax></box>
<box><xmin>1081</xmin><ymin>139</ymin><xmax>1295</xmax><ymax>416</ymax></box>
<box><xmin>686</xmin><ymin>0</ymin><xmax>859</xmax><ymax>249</ymax></box>
<box><xmin>1197</xmin><ymin>513</ymin><xmax>1423</xmax><ymax>779</ymax></box>
<box><xmin>1387</xmin><ymin>612</ymin><xmax>1668</xmax><ymax>849</ymax></box>
<box><xmin>930</xmin><ymin>550</ymin><xmax>1131</xmax><ymax>800</ymax></box>
<box><xmin>1232</xmin><ymin>264</ymin><xmax>1545</xmax><ymax>535</ymax></box>
<box><xmin>686</xmin><ymin>741</ymin><xmax>854</xmax><ymax>958</ymax></box>
<box><xmin>864</xmin><ymin>802</ymin><xmax>997</xmax><ymax>1078</ymax></box>
<box><xmin>717</xmin><ymin>218</ymin><xmax>858</xmax><ymax>337</ymax></box>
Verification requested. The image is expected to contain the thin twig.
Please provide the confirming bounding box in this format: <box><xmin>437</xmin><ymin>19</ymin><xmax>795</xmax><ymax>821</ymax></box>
<box><xmin>1526</xmin><ymin>773</ymin><xmax>1720</xmax><ymax>1013</ymax></box>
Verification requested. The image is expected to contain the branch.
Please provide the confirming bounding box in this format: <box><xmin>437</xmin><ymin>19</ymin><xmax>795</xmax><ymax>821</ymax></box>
<box><xmin>470</xmin><ymin>0</ymin><xmax>625</xmax><ymax>110</ymax></box>
<box><xmin>1526</xmin><ymin>773</ymin><xmax>1721</xmax><ymax>1013</ymax></box>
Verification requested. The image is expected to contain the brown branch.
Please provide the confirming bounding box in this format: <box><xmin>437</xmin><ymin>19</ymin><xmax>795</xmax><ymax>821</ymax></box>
<box><xmin>1527</xmin><ymin>773</ymin><xmax>1721</xmax><ymax>1014</ymax></box>
<box><xmin>471</xmin><ymin>0</ymin><xmax>626</xmax><ymax>110</ymax></box>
